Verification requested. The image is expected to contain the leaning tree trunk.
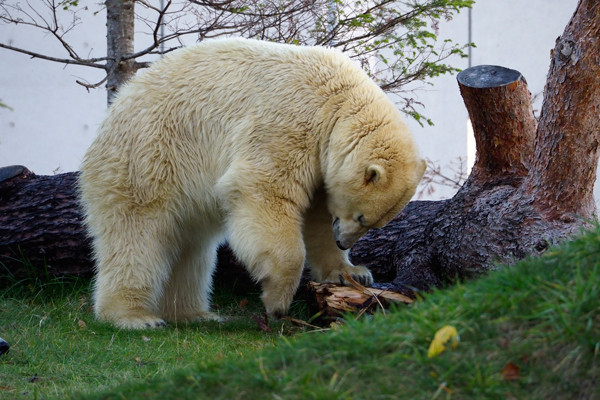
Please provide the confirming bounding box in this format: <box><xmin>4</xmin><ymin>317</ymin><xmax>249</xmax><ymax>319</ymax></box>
<box><xmin>525</xmin><ymin>2</ymin><xmax>600</xmax><ymax>220</ymax></box>
<box><xmin>1</xmin><ymin>1</ymin><xmax>598</xmax><ymax>292</ymax></box>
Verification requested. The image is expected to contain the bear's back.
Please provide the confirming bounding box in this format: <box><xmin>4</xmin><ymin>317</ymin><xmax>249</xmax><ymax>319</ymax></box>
<box><xmin>82</xmin><ymin>38</ymin><xmax>390</xmax><ymax>209</ymax></box>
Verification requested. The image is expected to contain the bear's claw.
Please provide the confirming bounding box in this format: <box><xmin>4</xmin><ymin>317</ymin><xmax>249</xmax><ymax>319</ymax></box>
<box><xmin>107</xmin><ymin>315</ymin><xmax>168</xmax><ymax>330</ymax></box>
<box><xmin>325</xmin><ymin>265</ymin><xmax>373</xmax><ymax>287</ymax></box>
<box><xmin>339</xmin><ymin>274</ymin><xmax>370</xmax><ymax>286</ymax></box>
<box><xmin>144</xmin><ymin>321</ymin><xmax>168</xmax><ymax>328</ymax></box>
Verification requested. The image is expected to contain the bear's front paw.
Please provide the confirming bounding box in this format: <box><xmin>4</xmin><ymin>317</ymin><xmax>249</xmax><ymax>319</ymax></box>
<box><xmin>260</xmin><ymin>276</ymin><xmax>298</xmax><ymax>319</ymax></box>
<box><xmin>323</xmin><ymin>265</ymin><xmax>374</xmax><ymax>287</ymax></box>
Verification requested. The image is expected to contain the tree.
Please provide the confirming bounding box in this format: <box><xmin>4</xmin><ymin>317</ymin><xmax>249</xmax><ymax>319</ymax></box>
<box><xmin>1</xmin><ymin>0</ymin><xmax>473</xmax><ymax>115</ymax></box>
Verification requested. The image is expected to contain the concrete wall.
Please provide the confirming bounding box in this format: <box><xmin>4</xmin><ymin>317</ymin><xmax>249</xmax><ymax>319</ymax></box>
<box><xmin>0</xmin><ymin>1</ymin><xmax>586</xmax><ymax>202</ymax></box>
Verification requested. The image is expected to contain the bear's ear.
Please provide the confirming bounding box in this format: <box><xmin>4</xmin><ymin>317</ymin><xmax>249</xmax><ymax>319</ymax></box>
<box><xmin>365</xmin><ymin>164</ymin><xmax>386</xmax><ymax>185</ymax></box>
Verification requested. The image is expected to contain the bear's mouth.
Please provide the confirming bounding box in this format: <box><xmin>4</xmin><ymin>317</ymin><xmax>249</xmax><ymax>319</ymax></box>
<box><xmin>332</xmin><ymin>217</ymin><xmax>357</xmax><ymax>250</ymax></box>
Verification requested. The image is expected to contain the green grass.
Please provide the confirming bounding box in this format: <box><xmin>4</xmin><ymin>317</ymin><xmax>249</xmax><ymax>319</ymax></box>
<box><xmin>2</xmin><ymin>226</ymin><xmax>600</xmax><ymax>399</ymax></box>
<box><xmin>0</xmin><ymin>280</ymin><xmax>287</xmax><ymax>399</ymax></box>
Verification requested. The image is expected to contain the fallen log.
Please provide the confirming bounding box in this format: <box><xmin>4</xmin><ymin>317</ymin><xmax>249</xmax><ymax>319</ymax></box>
<box><xmin>0</xmin><ymin>166</ymin><xmax>92</xmax><ymax>276</ymax></box>
<box><xmin>0</xmin><ymin>165</ymin><xmax>428</xmax><ymax>284</ymax></box>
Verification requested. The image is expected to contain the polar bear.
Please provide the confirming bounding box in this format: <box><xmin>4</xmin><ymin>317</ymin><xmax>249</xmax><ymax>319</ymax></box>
<box><xmin>79</xmin><ymin>38</ymin><xmax>426</xmax><ymax>329</ymax></box>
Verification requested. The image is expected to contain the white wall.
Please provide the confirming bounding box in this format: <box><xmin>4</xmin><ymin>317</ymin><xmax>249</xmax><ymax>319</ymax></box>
<box><xmin>403</xmin><ymin>0</ymin><xmax>579</xmax><ymax>200</ymax></box>
<box><xmin>0</xmin><ymin>6</ymin><xmax>106</xmax><ymax>173</ymax></box>
<box><xmin>0</xmin><ymin>1</ymin><xmax>586</xmax><ymax>202</ymax></box>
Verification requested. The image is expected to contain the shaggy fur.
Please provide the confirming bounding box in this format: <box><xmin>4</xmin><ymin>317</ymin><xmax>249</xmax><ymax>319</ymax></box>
<box><xmin>79</xmin><ymin>38</ymin><xmax>426</xmax><ymax>329</ymax></box>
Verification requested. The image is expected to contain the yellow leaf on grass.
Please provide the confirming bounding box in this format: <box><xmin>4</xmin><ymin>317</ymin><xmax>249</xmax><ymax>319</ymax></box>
<box><xmin>428</xmin><ymin>325</ymin><xmax>459</xmax><ymax>358</ymax></box>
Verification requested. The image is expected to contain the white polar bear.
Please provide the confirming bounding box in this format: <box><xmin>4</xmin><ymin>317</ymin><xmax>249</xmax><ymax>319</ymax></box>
<box><xmin>79</xmin><ymin>38</ymin><xmax>426</xmax><ymax>329</ymax></box>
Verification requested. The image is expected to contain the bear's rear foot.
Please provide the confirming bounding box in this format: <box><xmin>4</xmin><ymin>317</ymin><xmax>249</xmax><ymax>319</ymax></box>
<box><xmin>112</xmin><ymin>315</ymin><xmax>167</xmax><ymax>330</ymax></box>
<box><xmin>167</xmin><ymin>311</ymin><xmax>224</xmax><ymax>323</ymax></box>
<box><xmin>97</xmin><ymin>308</ymin><xmax>167</xmax><ymax>329</ymax></box>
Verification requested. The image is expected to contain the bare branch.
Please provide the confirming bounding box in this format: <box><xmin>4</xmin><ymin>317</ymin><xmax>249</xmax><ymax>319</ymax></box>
<box><xmin>1</xmin><ymin>0</ymin><xmax>473</xmax><ymax>119</ymax></box>
<box><xmin>0</xmin><ymin>42</ymin><xmax>106</xmax><ymax>68</ymax></box>
<box><xmin>1</xmin><ymin>0</ymin><xmax>108</xmax><ymax>67</ymax></box>
<box><xmin>76</xmin><ymin>75</ymin><xmax>108</xmax><ymax>90</ymax></box>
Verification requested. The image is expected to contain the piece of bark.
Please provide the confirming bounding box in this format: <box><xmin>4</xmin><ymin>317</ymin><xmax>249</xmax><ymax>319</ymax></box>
<box><xmin>307</xmin><ymin>280</ymin><xmax>413</xmax><ymax>319</ymax></box>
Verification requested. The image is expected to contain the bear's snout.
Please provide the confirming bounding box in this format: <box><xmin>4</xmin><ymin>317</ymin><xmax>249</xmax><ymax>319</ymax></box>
<box><xmin>332</xmin><ymin>218</ymin><xmax>347</xmax><ymax>250</ymax></box>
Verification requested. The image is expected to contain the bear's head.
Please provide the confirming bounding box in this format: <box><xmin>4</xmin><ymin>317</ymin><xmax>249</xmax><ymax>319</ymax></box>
<box><xmin>324</xmin><ymin>99</ymin><xmax>426</xmax><ymax>250</ymax></box>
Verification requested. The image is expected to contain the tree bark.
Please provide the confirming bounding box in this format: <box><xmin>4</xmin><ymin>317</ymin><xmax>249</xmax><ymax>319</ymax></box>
<box><xmin>1</xmin><ymin>1</ymin><xmax>598</xmax><ymax>292</ymax></box>
<box><xmin>0</xmin><ymin>166</ymin><xmax>93</xmax><ymax>277</ymax></box>
<box><xmin>106</xmin><ymin>0</ymin><xmax>136</xmax><ymax>105</ymax></box>
<box><xmin>0</xmin><ymin>166</ymin><xmax>251</xmax><ymax>283</ymax></box>
<box><xmin>525</xmin><ymin>0</ymin><xmax>600</xmax><ymax>220</ymax></box>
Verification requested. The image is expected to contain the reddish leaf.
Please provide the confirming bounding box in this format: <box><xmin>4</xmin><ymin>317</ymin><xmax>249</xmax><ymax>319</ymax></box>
<box><xmin>252</xmin><ymin>314</ymin><xmax>271</xmax><ymax>333</ymax></box>
<box><xmin>501</xmin><ymin>362</ymin><xmax>520</xmax><ymax>381</ymax></box>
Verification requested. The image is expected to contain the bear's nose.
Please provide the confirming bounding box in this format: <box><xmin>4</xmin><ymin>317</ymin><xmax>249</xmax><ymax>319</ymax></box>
<box><xmin>335</xmin><ymin>240</ymin><xmax>347</xmax><ymax>250</ymax></box>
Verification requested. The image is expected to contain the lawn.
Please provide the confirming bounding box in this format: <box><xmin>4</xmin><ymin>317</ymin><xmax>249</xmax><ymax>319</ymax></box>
<box><xmin>2</xmin><ymin>226</ymin><xmax>599</xmax><ymax>399</ymax></box>
<box><xmin>0</xmin><ymin>281</ymin><xmax>287</xmax><ymax>399</ymax></box>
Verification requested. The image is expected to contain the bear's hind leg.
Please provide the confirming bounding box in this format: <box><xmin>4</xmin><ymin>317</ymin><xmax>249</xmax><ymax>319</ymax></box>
<box><xmin>159</xmin><ymin>232</ymin><xmax>223</xmax><ymax>323</ymax></box>
<box><xmin>92</xmin><ymin>214</ymin><xmax>173</xmax><ymax>329</ymax></box>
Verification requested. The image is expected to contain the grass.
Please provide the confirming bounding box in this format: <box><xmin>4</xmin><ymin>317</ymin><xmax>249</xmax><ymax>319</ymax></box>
<box><xmin>2</xmin><ymin>226</ymin><xmax>600</xmax><ymax>399</ymax></box>
<box><xmin>0</xmin><ymin>279</ymin><xmax>288</xmax><ymax>399</ymax></box>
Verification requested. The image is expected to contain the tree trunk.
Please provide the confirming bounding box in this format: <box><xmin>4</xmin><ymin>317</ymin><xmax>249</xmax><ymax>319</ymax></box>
<box><xmin>106</xmin><ymin>0</ymin><xmax>136</xmax><ymax>105</ymax></box>
<box><xmin>525</xmin><ymin>0</ymin><xmax>600</xmax><ymax>220</ymax></box>
<box><xmin>1</xmin><ymin>1</ymin><xmax>598</xmax><ymax>292</ymax></box>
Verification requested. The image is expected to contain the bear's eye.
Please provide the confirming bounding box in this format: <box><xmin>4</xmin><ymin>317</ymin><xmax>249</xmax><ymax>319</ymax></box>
<box><xmin>357</xmin><ymin>214</ymin><xmax>367</xmax><ymax>226</ymax></box>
